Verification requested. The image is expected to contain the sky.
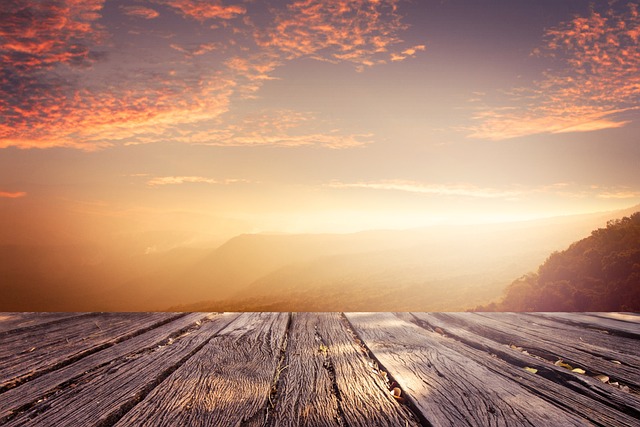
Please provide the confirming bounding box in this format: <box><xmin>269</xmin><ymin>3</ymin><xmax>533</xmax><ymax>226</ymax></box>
<box><xmin>1</xmin><ymin>0</ymin><xmax>639</xmax><ymax>249</ymax></box>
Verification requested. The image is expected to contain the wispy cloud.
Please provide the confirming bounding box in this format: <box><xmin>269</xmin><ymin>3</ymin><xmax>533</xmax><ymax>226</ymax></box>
<box><xmin>327</xmin><ymin>180</ymin><xmax>523</xmax><ymax>199</ymax></box>
<box><xmin>468</xmin><ymin>4</ymin><xmax>640</xmax><ymax>140</ymax></box>
<box><xmin>590</xmin><ymin>185</ymin><xmax>640</xmax><ymax>199</ymax></box>
<box><xmin>170</xmin><ymin>42</ymin><xmax>218</xmax><ymax>56</ymax></box>
<box><xmin>0</xmin><ymin>0</ymin><xmax>107</xmax><ymax>146</ymax></box>
<box><xmin>173</xmin><ymin>109</ymin><xmax>373</xmax><ymax>148</ymax></box>
<box><xmin>147</xmin><ymin>176</ymin><xmax>251</xmax><ymax>186</ymax></box>
<box><xmin>159</xmin><ymin>0</ymin><xmax>246</xmax><ymax>21</ymax></box>
<box><xmin>254</xmin><ymin>0</ymin><xmax>423</xmax><ymax>71</ymax></box>
<box><xmin>390</xmin><ymin>44</ymin><xmax>426</xmax><ymax>62</ymax></box>
<box><xmin>327</xmin><ymin>180</ymin><xmax>640</xmax><ymax>201</ymax></box>
<box><xmin>0</xmin><ymin>0</ymin><xmax>109</xmax><ymax>149</ymax></box>
<box><xmin>0</xmin><ymin>191</ymin><xmax>27</xmax><ymax>199</ymax></box>
<box><xmin>0</xmin><ymin>70</ymin><xmax>236</xmax><ymax>150</ymax></box>
<box><xmin>121</xmin><ymin>6</ymin><xmax>160</xmax><ymax>19</ymax></box>
<box><xmin>225</xmin><ymin>54</ymin><xmax>281</xmax><ymax>82</ymax></box>
<box><xmin>0</xmin><ymin>0</ymin><xmax>106</xmax><ymax>68</ymax></box>
<box><xmin>0</xmin><ymin>0</ymin><xmax>418</xmax><ymax>150</ymax></box>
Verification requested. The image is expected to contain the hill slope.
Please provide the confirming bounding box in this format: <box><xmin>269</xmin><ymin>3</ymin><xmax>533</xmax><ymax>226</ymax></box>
<box><xmin>478</xmin><ymin>212</ymin><xmax>640</xmax><ymax>312</ymax></box>
<box><xmin>168</xmin><ymin>207</ymin><xmax>640</xmax><ymax>312</ymax></box>
<box><xmin>2</xmin><ymin>205</ymin><xmax>638</xmax><ymax>311</ymax></box>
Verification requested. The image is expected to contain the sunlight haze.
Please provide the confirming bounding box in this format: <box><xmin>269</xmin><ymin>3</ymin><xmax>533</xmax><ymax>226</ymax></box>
<box><xmin>1</xmin><ymin>0</ymin><xmax>639</xmax><ymax>310</ymax></box>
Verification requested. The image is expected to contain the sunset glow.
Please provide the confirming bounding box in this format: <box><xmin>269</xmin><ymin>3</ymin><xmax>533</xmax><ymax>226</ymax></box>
<box><xmin>1</xmin><ymin>0</ymin><xmax>639</xmax><ymax>247</ymax></box>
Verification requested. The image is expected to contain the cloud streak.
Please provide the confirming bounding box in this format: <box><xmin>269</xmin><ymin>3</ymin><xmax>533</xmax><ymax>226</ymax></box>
<box><xmin>170</xmin><ymin>42</ymin><xmax>218</xmax><ymax>56</ymax></box>
<box><xmin>327</xmin><ymin>180</ymin><xmax>640</xmax><ymax>201</ymax></box>
<box><xmin>0</xmin><ymin>191</ymin><xmax>27</xmax><ymax>199</ymax></box>
<box><xmin>327</xmin><ymin>180</ymin><xmax>523</xmax><ymax>199</ymax></box>
<box><xmin>390</xmin><ymin>44</ymin><xmax>426</xmax><ymax>62</ymax></box>
<box><xmin>122</xmin><ymin>6</ymin><xmax>160</xmax><ymax>19</ymax></box>
<box><xmin>173</xmin><ymin>109</ymin><xmax>373</xmax><ymax>148</ymax></box>
<box><xmin>468</xmin><ymin>4</ymin><xmax>640</xmax><ymax>140</ymax></box>
<box><xmin>0</xmin><ymin>70</ymin><xmax>236</xmax><ymax>150</ymax></box>
<box><xmin>147</xmin><ymin>176</ymin><xmax>251</xmax><ymax>186</ymax></box>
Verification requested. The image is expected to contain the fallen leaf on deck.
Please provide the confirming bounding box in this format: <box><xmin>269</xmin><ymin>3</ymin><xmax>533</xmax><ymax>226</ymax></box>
<box><xmin>391</xmin><ymin>387</ymin><xmax>402</xmax><ymax>398</ymax></box>
<box><xmin>572</xmin><ymin>368</ymin><xmax>586</xmax><ymax>374</ymax></box>
<box><xmin>524</xmin><ymin>367</ymin><xmax>538</xmax><ymax>374</ymax></box>
<box><xmin>594</xmin><ymin>374</ymin><xmax>609</xmax><ymax>383</ymax></box>
<box><xmin>554</xmin><ymin>360</ymin><xmax>573</xmax><ymax>370</ymax></box>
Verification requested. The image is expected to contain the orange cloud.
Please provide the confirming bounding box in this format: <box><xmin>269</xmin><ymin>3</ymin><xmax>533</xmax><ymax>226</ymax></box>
<box><xmin>225</xmin><ymin>55</ymin><xmax>281</xmax><ymax>82</ymax></box>
<box><xmin>0</xmin><ymin>0</ymin><xmax>110</xmax><ymax>149</ymax></box>
<box><xmin>390</xmin><ymin>44</ymin><xmax>426</xmax><ymax>61</ymax></box>
<box><xmin>0</xmin><ymin>191</ymin><xmax>26</xmax><ymax>199</ymax></box>
<box><xmin>255</xmin><ymin>0</ymin><xmax>421</xmax><ymax>70</ymax></box>
<box><xmin>468</xmin><ymin>4</ymin><xmax>640</xmax><ymax>140</ymax></box>
<box><xmin>0</xmin><ymin>0</ymin><xmax>415</xmax><ymax>150</ymax></box>
<box><xmin>0</xmin><ymin>72</ymin><xmax>235</xmax><ymax>150</ymax></box>
<box><xmin>121</xmin><ymin>6</ymin><xmax>160</xmax><ymax>19</ymax></box>
<box><xmin>170</xmin><ymin>42</ymin><xmax>218</xmax><ymax>56</ymax></box>
<box><xmin>0</xmin><ymin>0</ymin><xmax>105</xmax><ymax>69</ymax></box>
<box><xmin>161</xmin><ymin>0</ymin><xmax>245</xmax><ymax>21</ymax></box>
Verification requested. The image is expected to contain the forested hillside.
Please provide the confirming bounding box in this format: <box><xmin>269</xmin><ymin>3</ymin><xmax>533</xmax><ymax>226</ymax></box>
<box><xmin>479</xmin><ymin>212</ymin><xmax>640</xmax><ymax>312</ymax></box>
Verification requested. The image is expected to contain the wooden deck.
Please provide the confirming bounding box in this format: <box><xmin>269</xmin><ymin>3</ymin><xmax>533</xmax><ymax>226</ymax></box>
<box><xmin>0</xmin><ymin>312</ymin><xmax>638</xmax><ymax>426</ymax></box>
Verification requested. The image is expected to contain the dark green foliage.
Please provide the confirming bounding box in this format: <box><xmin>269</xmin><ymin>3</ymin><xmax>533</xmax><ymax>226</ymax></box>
<box><xmin>477</xmin><ymin>212</ymin><xmax>640</xmax><ymax>312</ymax></box>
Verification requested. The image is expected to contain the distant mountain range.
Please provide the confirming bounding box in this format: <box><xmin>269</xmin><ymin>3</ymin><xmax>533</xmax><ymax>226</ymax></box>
<box><xmin>2</xmin><ymin>205</ymin><xmax>638</xmax><ymax>311</ymax></box>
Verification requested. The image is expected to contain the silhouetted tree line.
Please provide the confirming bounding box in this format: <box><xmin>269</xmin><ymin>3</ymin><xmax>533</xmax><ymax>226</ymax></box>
<box><xmin>476</xmin><ymin>212</ymin><xmax>640</xmax><ymax>312</ymax></box>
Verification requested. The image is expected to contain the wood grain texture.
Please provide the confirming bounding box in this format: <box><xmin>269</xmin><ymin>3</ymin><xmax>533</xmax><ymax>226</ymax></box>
<box><xmin>0</xmin><ymin>313</ymin><xmax>90</xmax><ymax>334</ymax></box>
<box><xmin>589</xmin><ymin>312</ymin><xmax>640</xmax><ymax>324</ymax></box>
<box><xmin>3</xmin><ymin>313</ymin><xmax>238</xmax><ymax>427</ymax></box>
<box><xmin>271</xmin><ymin>312</ymin><xmax>420</xmax><ymax>427</ymax></box>
<box><xmin>403</xmin><ymin>312</ymin><xmax>640</xmax><ymax>426</ymax></box>
<box><xmin>0</xmin><ymin>312</ymin><xmax>211</xmax><ymax>420</ymax></box>
<box><xmin>0</xmin><ymin>312</ymin><xmax>637</xmax><ymax>427</ymax></box>
<box><xmin>270</xmin><ymin>312</ymin><xmax>341</xmax><ymax>426</ymax></box>
<box><xmin>484</xmin><ymin>312</ymin><xmax>640</xmax><ymax>370</ymax></box>
<box><xmin>439</xmin><ymin>312</ymin><xmax>640</xmax><ymax>390</ymax></box>
<box><xmin>345</xmin><ymin>312</ymin><xmax>592</xmax><ymax>427</ymax></box>
<box><xmin>113</xmin><ymin>312</ymin><xmax>289</xmax><ymax>427</ymax></box>
<box><xmin>533</xmin><ymin>312</ymin><xmax>640</xmax><ymax>339</ymax></box>
<box><xmin>0</xmin><ymin>312</ymin><xmax>177</xmax><ymax>391</ymax></box>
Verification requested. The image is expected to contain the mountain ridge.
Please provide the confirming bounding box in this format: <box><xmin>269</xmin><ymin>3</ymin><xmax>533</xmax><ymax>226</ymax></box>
<box><xmin>2</xmin><ymin>205</ymin><xmax>638</xmax><ymax>311</ymax></box>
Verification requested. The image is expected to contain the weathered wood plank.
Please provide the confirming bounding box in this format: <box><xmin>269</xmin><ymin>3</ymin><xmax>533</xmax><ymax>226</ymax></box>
<box><xmin>3</xmin><ymin>313</ymin><xmax>239</xmax><ymax>427</ymax></box>
<box><xmin>272</xmin><ymin>312</ymin><xmax>420</xmax><ymax>427</ymax></box>
<box><xmin>587</xmin><ymin>312</ymin><xmax>640</xmax><ymax>324</ymax></box>
<box><xmin>270</xmin><ymin>312</ymin><xmax>342</xmax><ymax>426</ymax></box>
<box><xmin>2</xmin><ymin>312</ymin><xmax>637</xmax><ymax>427</ymax></box>
<box><xmin>113</xmin><ymin>312</ymin><xmax>288</xmax><ymax>427</ymax></box>
<box><xmin>345</xmin><ymin>312</ymin><xmax>592</xmax><ymax>427</ymax></box>
<box><xmin>489</xmin><ymin>312</ymin><xmax>640</xmax><ymax>368</ymax></box>
<box><xmin>0</xmin><ymin>312</ymin><xmax>179</xmax><ymax>391</ymax></box>
<box><xmin>532</xmin><ymin>312</ymin><xmax>640</xmax><ymax>340</ymax></box>
<box><xmin>440</xmin><ymin>312</ymin><xmax>640</xmax><ymax>390</ymax></box>
<box><xmin>0</xmin><ymin>312</ymin><xmax>211</xmax><ymax>420</ymax></box>
<box><xmin>0</xmin><ymin>313</ymin><xmax>90</xmax><ymax>335</ymax></box>
<box><xmin>403</xmin><ymin>312</ymin><xmax>640</xmax><ymax>426</ymax></box>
